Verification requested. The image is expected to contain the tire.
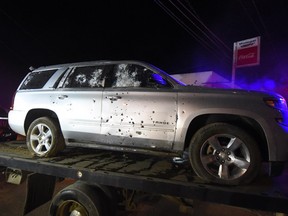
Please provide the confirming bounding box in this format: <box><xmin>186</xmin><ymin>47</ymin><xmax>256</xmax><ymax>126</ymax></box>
<box><xmin>49</xmin><ymin>182</ymin><xmax>105</xmax><ymax>216</ymax></box>
<box><xmin>189</xmin><ymin>122</ymin><xmax>261</xmax><ymax>185</ymax></box>
<box><xmin>27</xmin><ymin>117</ymin><xmax>65</xmax><ymax>157</ymax></box>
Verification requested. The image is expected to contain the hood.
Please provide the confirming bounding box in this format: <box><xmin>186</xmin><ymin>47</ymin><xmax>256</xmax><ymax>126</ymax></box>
<box><xmin>177</xmin><ymin>85</ymin><xmax>282</xmax><ymax>98</ymax></box>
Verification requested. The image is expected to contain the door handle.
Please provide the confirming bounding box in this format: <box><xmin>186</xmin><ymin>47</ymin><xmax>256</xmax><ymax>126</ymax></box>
<box><xmin>106</xmin><ymin>96</ymin><xmax>122</xmax><ymax>101</ymax></box>
<box><xmin>58</xmin><ymin>95</ymin><xmax>68</xmax><ymax>99</ymax></box>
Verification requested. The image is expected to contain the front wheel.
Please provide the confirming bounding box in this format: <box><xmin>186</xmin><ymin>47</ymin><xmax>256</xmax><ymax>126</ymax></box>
<box><xmin>27</xmin><ymin>117</ymin><xmax>65</xmax><ymax>157</ymax></box>
<box><xmin>189</xmin><ymin>123</ymin><xmax>261</xmax><ymax>185</ymax></box>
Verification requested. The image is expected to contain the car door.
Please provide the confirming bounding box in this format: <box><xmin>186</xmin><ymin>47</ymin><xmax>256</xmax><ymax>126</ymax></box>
<box><xmin>54</xmin><ymin>65</ymin><xmax>107</xmax><ymax>142</ymax></box>
<box><xmin>101</xmin><ymin>63</ymin><xmax>178</xmax><ymax>150</ymax></box>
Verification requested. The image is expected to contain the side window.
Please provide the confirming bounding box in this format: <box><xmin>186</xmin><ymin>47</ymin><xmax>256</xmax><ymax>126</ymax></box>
<box><xmin>20</xmin><ymin>69</ymin><xmax>57</xmax><ymax>90</ymax></box>
<box><xmin>63</xmin><ymin>66</ymin><xmax>106</xmax><ymax>88</ymax></box>
<box><xmin>108</xmin><ymin>64</ymin><xmax>171</xmax><ymax>88</ymax></box>
<box><xmin>111</xmin><ymin>64</ymin><xmax>142</xmax><ymax>87</ymax></box>
<box><xmin>145</xmin><ymin>70</ymin><xmax>171</xmax><ymax>88</ymax></box>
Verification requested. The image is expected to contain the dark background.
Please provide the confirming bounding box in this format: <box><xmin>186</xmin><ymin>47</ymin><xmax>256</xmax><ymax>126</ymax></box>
<box><xmin>1</xmin><ymin>0</ymin><xmax>288</xmax><ymax>109</ymax></box>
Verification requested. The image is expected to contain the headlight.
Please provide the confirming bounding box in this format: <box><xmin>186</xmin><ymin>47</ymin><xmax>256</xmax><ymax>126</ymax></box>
<box><xmin>264</xmin><ymin>97</ymin><xmax>287</xmax><ymax>109</ymax></box>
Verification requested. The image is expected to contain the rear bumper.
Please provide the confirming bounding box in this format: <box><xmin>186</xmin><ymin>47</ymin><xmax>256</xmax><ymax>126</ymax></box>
<box><xmin>8</xmin><ymin>110</ymin><xmax>26</xmax><ymax>136</ymax></box>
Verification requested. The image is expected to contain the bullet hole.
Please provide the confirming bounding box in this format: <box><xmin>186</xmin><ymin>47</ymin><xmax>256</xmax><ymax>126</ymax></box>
<box><xmin>136</xmin><ymin>131</ymin><xmax>141</xmax><ymax>135</ymax></box>
<box><xmin>119</xmin><ymin>129</ymin><xmax>121</xmax><ymax>132</ymax></box>
<box><xmin>141</xmin><ymin>125</ymin><xmax>144</xmax><ymax>128</ymax></box>
<box><xmin>152</xmin><ymin>111</ymin><xmax>155</xmax><ymax>113</ymax></box>
<box><xmin>121</xmin><ymin>113</ymin><xmax>123</xmax><ymax>116</ymax></box>
<box><xmin>141</xmin><ymin>121</ymin><xmax>144</xmax><ymax>123</ymax></box>
<box><xmin>110</xmin><ymin>116</ymin><xmax>112</xmax><ymax>118</ymax></box>
<box><xmin>129</xmin><ymin>135</ymin><xmax>133</xmax><ymax>138</ymax></box>
<box><xmin>106</xmin><ymin>119</ymin><xmax>109</xmax><ymax>122</ymax></box>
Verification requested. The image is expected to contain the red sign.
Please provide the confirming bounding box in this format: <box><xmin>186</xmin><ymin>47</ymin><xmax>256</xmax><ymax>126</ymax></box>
<box><xmin>233</xmin><ymin>37</ymin><xmax>260</xmax><ymax>68</ymax></box>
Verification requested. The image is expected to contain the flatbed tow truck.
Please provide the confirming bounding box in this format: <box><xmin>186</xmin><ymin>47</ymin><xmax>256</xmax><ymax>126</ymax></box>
<box><xmin>0</xmin><ymin>140</ymin><xmax>287</xmax><ymax>215</ymax></box>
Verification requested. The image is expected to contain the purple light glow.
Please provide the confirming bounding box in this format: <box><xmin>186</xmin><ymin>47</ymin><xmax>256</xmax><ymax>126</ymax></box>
<box><xmin>234</xmin><ymin>63</ymin><xmax>288</xmax><ymax>101</ymax></box>
<box><xmin>237</xmin><ymin>77</ymin><xmax>288</xmax><ymax>103</ymax></box>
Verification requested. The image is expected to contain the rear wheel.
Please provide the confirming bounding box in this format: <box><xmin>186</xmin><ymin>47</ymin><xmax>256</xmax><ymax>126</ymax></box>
<box><xmin>189</xmin><ymin>122</ymin><xmax>261</xmax><ymax>185</ymax></box>
<box><xmin>50</xmin><ymin>182</ymin><xmax>111</xmax><ymax>216</ymax></box>
<box><xmin>27</xmin><ymin>117</ymin><xmax>65</xmax><ymax>157</ymax></box>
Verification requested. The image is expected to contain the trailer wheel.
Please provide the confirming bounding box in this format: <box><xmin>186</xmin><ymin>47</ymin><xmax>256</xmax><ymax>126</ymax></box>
<box><xmin>50</xmin><ymin>182</ymin><xmax>103</xmax><ymax>216</ymax></box>
<box><xmin>27</xmin><ymin>117</ymin><xmax>65</xmax><ymax>157</ymax></box>
<box><xmin>189</xmin><ymin>122</ymin><xmax>261</xmax><ymax>185</ymax></box>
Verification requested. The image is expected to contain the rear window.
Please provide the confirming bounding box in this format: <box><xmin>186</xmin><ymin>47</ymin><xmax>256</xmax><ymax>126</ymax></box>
<box><xmin>20</xmin><ymin>69</ymin><xmax>57</xmax><ymax>90</ymax></box>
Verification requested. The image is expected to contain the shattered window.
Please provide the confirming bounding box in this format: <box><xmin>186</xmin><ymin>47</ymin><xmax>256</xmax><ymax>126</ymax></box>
<box><xmin>63</xmin><ymin>66</ymin><xmax>106</xmax><ymax>88</ymax></box>
<box><xmin>109</xmin><ymin>64</ymin><xmax>171</xmax><ymax>88</ymax></box>
<box><xmin>112</xmin><ymin>64</ymin><xmax>142</xmax><ymax>87</ymax></box>
<box><xmin>20</xmin><ymin>69</ymin><xmax>57</xmax><ymax>90</ymax></box>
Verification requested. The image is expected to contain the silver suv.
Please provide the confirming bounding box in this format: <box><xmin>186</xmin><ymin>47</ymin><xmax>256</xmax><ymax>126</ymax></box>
<box><xmin>8</xmin><ymin>60</ymin><xmax>288</xmax><ymax>185</ymax></box>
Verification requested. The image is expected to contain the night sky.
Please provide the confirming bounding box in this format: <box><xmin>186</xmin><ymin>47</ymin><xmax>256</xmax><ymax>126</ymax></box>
<box><xmin>1</xmin><ymin>1</ymin><xmax>288</xmax><ymax>109</ymax></box>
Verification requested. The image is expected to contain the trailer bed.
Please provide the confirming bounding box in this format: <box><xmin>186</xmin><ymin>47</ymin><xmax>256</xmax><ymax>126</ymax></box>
<box><xmin>0</xmin><ymin>140</ymin><xmax>287</xmax><ymax>213</ymax></box>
